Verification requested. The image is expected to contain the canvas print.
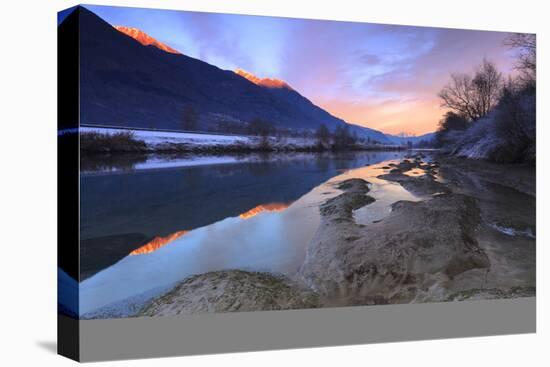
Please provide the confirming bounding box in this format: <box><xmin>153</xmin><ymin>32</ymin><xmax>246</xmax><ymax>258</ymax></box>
<box><xmin>58</xmin><ymin>5</ymin><xmax>535</xmax><ymax>321</ymax></box>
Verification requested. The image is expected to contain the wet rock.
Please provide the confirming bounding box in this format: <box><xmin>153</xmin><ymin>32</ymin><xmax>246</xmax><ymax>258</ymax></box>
<box><xmin>378</xmin><ymin>171</ymin><xmax>449</xmax><ymax>196</ymax></box>
<box><xmin>375</xmin><ymin>157</ymin><xmax>449</xmax><ymax>196</ymax></box>
<box><xmin>437</xmin><ymin>156</ymin><xmax>534</xmax><ymax>197</ymax></box>
<box><xmin>299</xmin><ymin>178</ymin><xmax>489</xmax><ymax>305</ymax></box>
<box><xmin>446</xmin><ymin>286</ymin><xmax>535</xmax><ymax>301</ymax></box>
<box><xmin>396</xmin><ymin>159</ymin><xmax>421</xmax><ymax>171</ymax></box>
<box><xmin>321</xmin><ymin>179</ymin><xmax>375</xmax><ymax>220</ymax></box>
<box><xmin>138</xmin><ymin>270</ymin><xmax>320</xmax><ymax>316</ymax></box>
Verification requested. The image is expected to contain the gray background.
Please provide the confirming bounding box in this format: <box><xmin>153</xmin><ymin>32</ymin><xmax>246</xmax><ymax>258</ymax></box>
<box><xmin>77</xmin><ymin>297</ymin><xmax>535</xmax><ymax>362</ymax></box>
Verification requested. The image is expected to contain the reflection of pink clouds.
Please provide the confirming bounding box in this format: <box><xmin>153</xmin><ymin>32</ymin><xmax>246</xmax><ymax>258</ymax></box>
<box><xmin>319</xmin><ymin>98</ymin><xmax>447</xmax><ymax>135</ymax></box>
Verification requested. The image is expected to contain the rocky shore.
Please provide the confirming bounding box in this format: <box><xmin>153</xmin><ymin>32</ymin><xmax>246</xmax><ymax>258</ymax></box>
<box><xmin>137</xmin><ymin>270</ymin><xmax>320</xmax><ymax>316</ymax></box>
<box><xmin>133</xmin><ymin>153</ymin><xmax>535</xmax><ymax>316</ymax></box>
<box><xmin>377</xmin><ymin>157</ymin><xmax>450</xmax><ymax>196</ymax></box>
<box><xmin>299</xmin><ymin>178</ymin><xmax>489</xmax><ymax>305</ymax></box>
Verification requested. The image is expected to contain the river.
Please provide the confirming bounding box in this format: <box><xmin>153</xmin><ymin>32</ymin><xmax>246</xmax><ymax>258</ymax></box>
<box><xmin>76</xmin><ymin>151</ymin><xmax>535</xmax><ymax>317</ymax></box>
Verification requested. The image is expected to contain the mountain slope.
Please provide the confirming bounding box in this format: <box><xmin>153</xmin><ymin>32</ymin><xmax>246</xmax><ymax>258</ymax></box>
<box><xmin>385</xmin><ymin>132</ymin><xmax>436</xmax><ymax>145</ymax></box>
<box><xmin>235</xmin><ymin>68</ymin><xmax>292</xmax><ymax>89</ymax></box>
<box><xmin>71</xmin><ymin>7</ymin><xmax>391</xmax><ymax>143</ymax></box>
<box><xmin>347</xmin><ymin>122</ymin><xmax>395</xmax><ymax>144</ymax></box>
<box><xmin>233</xmin><ymin>69</ymin><xmax>392</xmax><ymax>143</ymax></box>
<box><xmin>113</xmin><ymin>26</ymin><xmax>181</xmax><ymax>54</ymax></box>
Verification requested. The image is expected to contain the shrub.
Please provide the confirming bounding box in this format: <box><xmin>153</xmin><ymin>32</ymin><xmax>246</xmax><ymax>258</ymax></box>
<box><xmin>492</xmin><ymin>84</ymin><xmax>536</xmax><ymax>163</ymax></box>
<box><xmin>80</xmin><ymin>131</ymin><xmax>147</xmax><ymax>153</ymax></box>
<box><xmin>434</xmin><ymin>111</ymin><xmax>469</xmax><ymax>148</ymax></box>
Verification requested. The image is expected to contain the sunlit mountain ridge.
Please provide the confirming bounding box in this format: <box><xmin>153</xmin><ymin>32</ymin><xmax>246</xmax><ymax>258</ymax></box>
<box><xmin>71</xmin><ymin>6</ymin><xmax>400</xmax><ymax>143</ymax></box>
<box><xmin>128</xmin><ymin>202</ymin><xmax>292</xmax><ymax>256</ymax></box>
<box><xmin>235</xmin><ymin>68</ymin><xmax>292</xmax><ymax>90</ymax></box>
<box><xmin>114</xmin><ymin>25</ymin><xmax>181</xmax><ymax>54</ymax></box>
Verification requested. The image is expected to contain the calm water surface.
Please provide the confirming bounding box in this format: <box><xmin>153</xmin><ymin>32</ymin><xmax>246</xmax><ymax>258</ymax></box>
<box><xmin>79</xmin><ymin>151</ymin><xmax>414</xmax><ymax>315</ymax></box>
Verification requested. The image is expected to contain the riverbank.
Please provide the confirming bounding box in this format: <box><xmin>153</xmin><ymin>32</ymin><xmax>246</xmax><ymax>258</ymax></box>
<box><xmin>125</xmin><ymin>152</ymin><xmax>534</xmax><ymax>316</ymax></box>
<box><xmin>77</xmin><ymin>127</ymin><xmax>405</xmax><ymax>154</ymax></box>
<box><xmin>138</xmin><ymin>270</ymin><xmax>320</xmax><ymax>316</ymax></box>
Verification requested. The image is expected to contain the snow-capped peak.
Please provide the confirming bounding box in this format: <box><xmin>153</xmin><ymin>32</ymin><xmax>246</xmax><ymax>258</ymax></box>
<box><xmin>113</xmin><ymin>25</ymin><xmax>181</xmax><ymax>55</ymax></box>
<box><xmin>235</xmin><ymin>68</ymin><xmax>292</xmax><ymax>89</ymax></box>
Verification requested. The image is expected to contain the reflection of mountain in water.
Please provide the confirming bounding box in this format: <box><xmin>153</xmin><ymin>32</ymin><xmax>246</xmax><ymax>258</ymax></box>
<box><xmin>129</xmin><ymin>230</ymin><xmax>189</xmax><ymax>255</ymax></box>
<box><xmin>239</xmin><ymin>202</ymin><xmax>292</xmax><ymax>219</ymax></box>
<box><xmin>127</xmin><ymin>202</ymin><xmax>293</xmax><ymax>256</ymax></box>
<box><xmin>79</xmin><ymin>152</ymin><xmax>403</xmax><ymax>280</ymax></box>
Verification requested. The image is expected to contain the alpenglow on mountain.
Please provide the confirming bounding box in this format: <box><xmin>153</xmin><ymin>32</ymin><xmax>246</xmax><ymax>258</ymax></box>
<box><xmin>64</xmin><ymin>6</ymin><xmax>393</xmax><ymax>143</ymax></box>
<box><xmin>234</xmin><ymin>69</ymin><xmax>293</xmax><ymax>90</ymax></box>
<box><xmin>113</xmin><ymin>26</ymin><xmax>181</xmax><ymax>54</ymax></box>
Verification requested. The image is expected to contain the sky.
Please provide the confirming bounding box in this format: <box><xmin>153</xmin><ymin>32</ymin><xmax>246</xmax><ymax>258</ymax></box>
<box><xmin>84</xmin><ymin>5</ymin><xmax>518</xmax><ymax>135</ymax></box>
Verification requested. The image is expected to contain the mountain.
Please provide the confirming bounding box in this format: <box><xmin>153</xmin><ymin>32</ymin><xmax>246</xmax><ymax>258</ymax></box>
<box><xmin>235</xmin><ymin>69</ymin><xmax>292</xmax><ymax>89</ymax></box>
<box><xmin>113</xmin><ymin>26</ymin><xmax>181</xmax><ymax>54</ymax></box>
<box><xmin>233</xmin><ymin>69</ymin><xmax>392</xmax><ymax>143</ymax></box>
<box><xmin>385</xmin><ymin>132</ymin><xmax>436</xmax><ymax>145</ymax></box>
<box><xmin>67</xmin><ymin>7</ymin><xmax>392</xmax><ymax>143</ymax></box>
<box><xmin>347</xmin><ymin>122</ymin><xmax>395</xmax><ymax>144</ymax></box>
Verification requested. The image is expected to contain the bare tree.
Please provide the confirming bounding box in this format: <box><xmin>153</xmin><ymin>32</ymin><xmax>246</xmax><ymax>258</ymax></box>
<box><xmin>181</xmin><ymin>105</ymin><xmax>198</xmax><ymax>131</ymax></box>
<box><xmin>437</xmin><ymin>111</ymin><xmax>469</xmax><ymax>132</ymax></box>
<box><xmin>247</xmin><ymin>118</ymin><xmax>273</xmax><ymax>150</ymax></box>
<box><xmin>247</xmin><ymin>118</ymin><xmax>272</xmax><ymax>137</ymax></box>
<box><xmin>504</xmin><ymin>33</ymin><xmax>536</xmax><ymax>86</ymax></box>
<box><xmin>492</xmin><ymin>77</ymin><xmax>536</xmax><ymax>162</ymax></box>
<box><xmin>473</xmin><ymin>60</ymin><xmax>503</xmax><ymax>117</ymax></box>
<box><xmin>332</xmin><ymin>125</ymin><xmax>356</xmax><ymax>149</ymax></box>
<box><xmin>438</xmin><ymin>59</ymin><xmax>502</xmax><ymax>121</ymax></box>
<box><xmin>315</xmin><ymin>124</ymin><xmax>331</xmax><ymax>146</ymax></box>
<box><xmin>434</xmin><ymin>111</ymin><xmax>469</xmax><ymax>148</ymax></box>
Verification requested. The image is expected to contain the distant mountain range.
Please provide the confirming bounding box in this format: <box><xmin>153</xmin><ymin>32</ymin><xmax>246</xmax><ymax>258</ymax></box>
<box><xmin>63</xmin><ymin>7</ymin><xmax>434</xmax><ymax>144</ymax></box>
<box><xmin>385</xmin><ymin>132</ymin><xmax>436</xmax><ymax>145</ymax></box>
